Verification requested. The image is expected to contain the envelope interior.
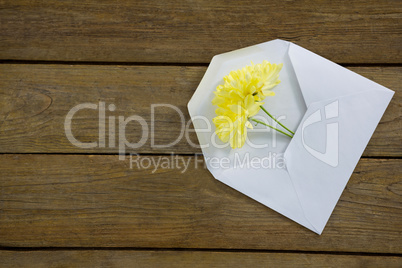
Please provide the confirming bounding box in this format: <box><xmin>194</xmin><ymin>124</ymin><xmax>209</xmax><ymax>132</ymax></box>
<box><xmin>192</xmin><ymin>41</ymin><xmax>307</xmax><ymax>165</ymax></box>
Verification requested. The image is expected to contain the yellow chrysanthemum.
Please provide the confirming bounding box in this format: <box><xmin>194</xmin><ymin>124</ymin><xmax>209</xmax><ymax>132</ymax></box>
<box><xmin>213</xmin><ymin>94</ymin><xmax>263</xmax><ymax>148</ymax></box>
<box><xmin>212</xmin><ymin>61</ymin><xmax>283</xmax><ymax>149</ymax></box>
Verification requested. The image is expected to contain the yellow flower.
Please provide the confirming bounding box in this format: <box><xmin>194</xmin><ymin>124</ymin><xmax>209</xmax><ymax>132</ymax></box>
<box><xmin>212</xmin><ymin>61</ymin><xmax>283</xmax><ymax>149</ymax></box>
<box><xmin>213</xmin><ymin>95</ymin><xmax>263</xmax><ymax>148</ymax></box>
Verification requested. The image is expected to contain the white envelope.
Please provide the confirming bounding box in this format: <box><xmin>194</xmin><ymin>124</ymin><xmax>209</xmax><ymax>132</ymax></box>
<box><xmin>187</xmin><ymin>39</ymin><xmax>394</xmax><ymax>234</ymax></box>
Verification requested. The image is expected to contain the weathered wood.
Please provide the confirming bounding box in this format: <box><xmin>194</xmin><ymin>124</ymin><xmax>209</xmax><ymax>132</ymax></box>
<box><xmin>0</xmin><ymin>65</ymin><xmax>400</xmax><ymax>156</ymax></box>
<box><xmin>0</xmin><ymin>250</ymin><xmax>400</xmax><ymax>268</ymax></box>
<box><xmin>0</xmin><ymin>155</ymin><xmax>400</xmax><ymax>253</ymax></box>
<box><xmin>0</xmin><ymin>0</ymin><xmax>401</xmax><ymax>63</ymax></box>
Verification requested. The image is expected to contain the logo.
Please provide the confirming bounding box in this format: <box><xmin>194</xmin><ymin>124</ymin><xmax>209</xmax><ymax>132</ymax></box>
<box><xmin>301</xmin><ymin>100</ymin><xmax>339</xmax><ymax>167</ymax></box>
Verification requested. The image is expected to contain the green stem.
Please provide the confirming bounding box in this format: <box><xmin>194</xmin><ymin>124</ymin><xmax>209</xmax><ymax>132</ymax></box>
<box><xmin>250</xmin><ymin>118</ymin><xmax>293</xmax><ymax>138</ymax></box>
<box><xmin>260</xmin><ymin>106</ymin><xmax>295</xmax><ymax>135</ymax></box>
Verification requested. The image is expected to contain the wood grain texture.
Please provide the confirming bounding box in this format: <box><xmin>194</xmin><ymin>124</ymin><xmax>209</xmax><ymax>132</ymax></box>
<box><xmin>0</xmin><ymin>250</ymin><xmax>400</xmax><ymax>268</ymax></box>
<box><xmin>0</xmin><ymin>65</ymin><xmax>400</xmax><ymax>156</ymax></box>
<box><xmin>0</xmin><ymin>155</ymin><xmax>400</xmax><ymax>253</ymax></box>
<box><xmin>0</xmin><ymin>0</ymin><xmax>401</xmax><ymax>63</ymax></box>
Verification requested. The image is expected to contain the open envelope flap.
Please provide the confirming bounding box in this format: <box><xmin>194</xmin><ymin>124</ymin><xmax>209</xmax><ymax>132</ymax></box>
<box><xmin>188</xmin><ymin>39</ymin><xmax>292</xmax><ymax>176</ymax></box>
<box><xmin>284</xmin><ymin>71</ymin><xmax>394</xmax><ymax>234</ymax></box>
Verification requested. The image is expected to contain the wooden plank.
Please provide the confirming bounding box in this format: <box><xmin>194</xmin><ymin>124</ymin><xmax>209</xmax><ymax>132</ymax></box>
<box><xmin>0</xmin><ymin>250</ymin><xmax>400</xmax><ymax>268</ymax></box>
<box><xmin>0</xmin><ymin>155</ymin><xmax>400</xmax><ymax>253</ymax></box>
<box><xmin>0</xmin><ymin>0</ymin><xmax>401</xmax><ymax>64</ymax></box>
<box><xmin>0</xmin><ymin>65</ymin><xmax>400</xmax><ymax>156</ymax></box>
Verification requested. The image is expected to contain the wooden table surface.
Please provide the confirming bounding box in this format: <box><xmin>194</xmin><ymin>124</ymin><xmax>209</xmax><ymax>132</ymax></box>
<box><xmin>0</xmin><ymin>0</ymin><xmax>401</xmax><ymax>267</ymax></box>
